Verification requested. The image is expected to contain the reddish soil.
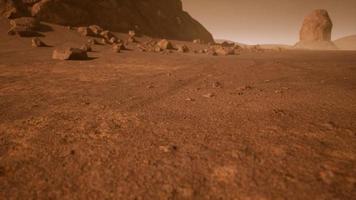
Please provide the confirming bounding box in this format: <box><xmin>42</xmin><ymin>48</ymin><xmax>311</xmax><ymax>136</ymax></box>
<box><xmin>0</xmin><ymin>20</ymin><xmax>356</xmax><ymax>199</ymax></box>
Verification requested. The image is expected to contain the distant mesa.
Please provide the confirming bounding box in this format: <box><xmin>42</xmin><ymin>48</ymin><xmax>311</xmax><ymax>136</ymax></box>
<box><xmin>295</xmin><ymin>9</ymin><xmax>337</xmax><ymax>50</ymax></box>
<box><xmin>0</xmin><ymin>0</ymin><xmax>214</xmax><ymax>43</ymax></box>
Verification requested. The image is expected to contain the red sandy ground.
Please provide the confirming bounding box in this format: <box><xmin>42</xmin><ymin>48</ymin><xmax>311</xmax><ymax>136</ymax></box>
<box><xmin>0</xmin><ymin>20</ymin><xmax>355</xmax><ymax>199</ymax></box>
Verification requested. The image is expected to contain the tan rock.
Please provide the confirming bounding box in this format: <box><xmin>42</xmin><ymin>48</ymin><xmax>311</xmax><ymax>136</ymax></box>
<box><xmin>128</xmin><ymin>30</ymin><xmax>136</xmax><ymax>37</ymax></box>
<box><xmin>300</xmin><ymin>9</ymin><xmax>333</xmax><ymax>42</ymax></box>
<box><xmin>87</xmin><ymin>38</ymin><xmax>99</xmax><ymax>45</ymax></box>
<box><xmin>127</xmin><ymin>36</ymin><xmax>137</xmax><ymax>43</ymax></box>
<box><xmin>8</xmin><ymin>17</ymin><xmax>40</xmax><ymax>37</ymax></box>
<box><xmin>193</xmin><ymin>39</ymin><xmax>201</xmax><ymax>44</ymax></box>
<box><xmin>157</xmin><ymin>39</ymin><xmax>173</xmax><ymax>50</ymax></box>
<box><xmin>88</xmin><ymin>25</ymin><xmax>103</xmax><ymax>35</ymax></box>
<box><xmin>31</xmin><ymin>37</ymin><xmax>46</xmax><ymax>47</ymax></box>
<box><xmin>215</xmin><ymin>47</ymin><xmax>234</xmax><ymax>56</ymax></box>
<box><xmin>109</xmin><ymin>37</ymin><xmax>118</xmax><ymax>44</ymax></box>
<box><xmin>154</xmin><ymin>46</ymin><xmax>163</xmax><ymax>52</ymax></box>
<box><xmin>100</xmin><ymin>30</ymin><xmax>115</xmax><ymax>40</ymax></box>
<box><xmin>80</xmin><ymin>43</ymin><xmax>92</xmax><ymax>52</ymax></box>
<box><xmin>177</xmin><ymin>45</ymin><xmax>189</xmax><ymax>53</ymax></box>
<box><xmin>295</xmin><ymin>9</ymin><xmax>337</xmax><ymax>50</ymax></box>
<box><xmin>77</xmin><ymin>27</ymin><xmax>94</xmax><ymax>37</ymax></box>
<box><xmin>112</xmin><ymin>43</ymin><xmax>126</xmax><ymax>53</ymax></box>
<box><xmin>52</xmin><ymin>48</ymin><xmax>88</xmax><ymax>60</ymax></box>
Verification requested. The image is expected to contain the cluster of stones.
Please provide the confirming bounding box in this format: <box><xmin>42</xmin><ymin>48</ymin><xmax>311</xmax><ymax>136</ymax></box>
<box><xmin>7</xmin><ymin>17</ymin><xmax>259</xmax><ymax>61</ymax></box>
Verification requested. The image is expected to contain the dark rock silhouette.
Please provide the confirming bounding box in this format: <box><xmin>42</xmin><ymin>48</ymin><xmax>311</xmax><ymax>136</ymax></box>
<box><xmin>0</xmin><ymin>0</ymin><xmax>214</xmax><ymax>42</ymax></box>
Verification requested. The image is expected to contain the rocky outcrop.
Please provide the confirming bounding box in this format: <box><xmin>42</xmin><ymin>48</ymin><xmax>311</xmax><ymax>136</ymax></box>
<box><xmin>300</xmin><ymin>9</ymin><xmax>332</xmax><ymax>42</ymax></box>
<box><xmin>295</xmin><ymin>9</ymin><xmax>337</xmax><ymax>50</ymax></box>
<box><xmin>0</xmin><ymin>0</ymin><xmax>214</xmax><ymax>42</ymax></box>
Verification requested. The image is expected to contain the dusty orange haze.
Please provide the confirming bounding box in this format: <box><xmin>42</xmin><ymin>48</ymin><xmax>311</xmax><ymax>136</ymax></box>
<box><xmin>182</xmin><ymin>0</ymin><xmax>356</xmax><ymax>44</ymax></box>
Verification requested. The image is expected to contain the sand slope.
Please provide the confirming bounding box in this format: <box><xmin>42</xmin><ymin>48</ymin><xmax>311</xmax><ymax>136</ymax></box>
<box><xmin>334</xmin><ymin>35</ymin><xmax>356</xmax><ymax>50</ymax></box>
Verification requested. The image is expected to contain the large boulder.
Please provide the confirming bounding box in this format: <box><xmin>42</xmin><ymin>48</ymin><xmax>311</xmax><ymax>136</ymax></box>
<box><xmin>295</xmin><ymin>9</ymin><xmax>337</xmax><ymax>50</ymax></box>
<box><xmin>52</xmin><ymin>48</ymin><xmax>88</xmax><ymax>60</ymax></box>
<box><xmin>1</xmin><ymin>0</ymin><xmax>214</xmax><ymax>42</ymax></box>
<box><xmin>7</xmin><ymin>17</ymin><xmax>41</xmax><ymax>36</ymax></box>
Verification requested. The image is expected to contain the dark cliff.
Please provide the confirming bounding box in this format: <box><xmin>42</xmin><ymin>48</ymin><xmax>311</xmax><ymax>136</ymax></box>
<box><xmin>0</xmin><ymin>0</ymin><xmax>214</xmax><ymax>42</ymax></box>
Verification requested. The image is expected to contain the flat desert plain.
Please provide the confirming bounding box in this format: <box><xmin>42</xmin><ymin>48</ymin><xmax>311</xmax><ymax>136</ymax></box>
<box><xmin>0</xmin><ymin>21</ymin><xmax>356</xmax><ymax>199</ymax></box>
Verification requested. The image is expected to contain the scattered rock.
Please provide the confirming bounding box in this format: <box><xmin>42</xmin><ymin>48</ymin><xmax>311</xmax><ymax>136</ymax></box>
<box><xmin>77</xmin><ymin>26</ymin><xmax>94</xmax><ymax>37</ymax></box>
<box><xmin>88</xmin><ymin>25</ymin><xmax>103</xmax><ymax>35</ymax></box>
<box><xmin>245</xmin><ymin>45</ymin><xmax>264</xmax><ymax>53</ymax></box>
<box><xmin>203</xmin><ymin>93</ymin><xmax>215</xmax><ymax>98</ymax></box>
<box><xmin>99</xmin><ymin>38</ymin><xmax>108</xmax><ymax>45</ymax></box>
<box><xmin>136</xmin><ymin>44</ymin><xmax>147</xmax><ymax>52</ymax></box>
<box><xmin>8</xmin><ymin>17</ymin><xmax>40</xmax><ymax>37</ymax></box>
<box><xmin>127</xmin><ymin>36</ymin><xmax>137</xmax><ymax>43</ymax></box>
<box><xmin>154</xmin><ymin>46</ymin><xmax>163</xmax><ymax>52</ymax></box>
<box><xmin>109</xmin><ymin>37</ymin><xmax>118</xmax><ymax>44</ymax></box>
<box><xmin>100</xmin><ymin>30</ymin><xmax>115</xmax><ymax>40</ymax></box>
<box><xmin>112</xmin><ymin>43</ymin><xmax>126</xmax><ymax>53</ymax></box>
<box><xmin>87</xmin><ymin>38</ymin><xmax>99</xmax><ymax>45</ymax></box>
<box><xmin>31</xmin><ymin>37</ymin><xmax>46</xmax><ymax>47</ymax></box>
<box><xmin>221</xmin><ymin>41</ymin><xmax>235</xmax><ymax>47</ymax></box>
<box><xmin>177</xmin><ymin>45</ymin><xmax>189</xmax><ymax>53</ymax></box>
<box><xmin>112</xmin><ymin>45</ymin><xmax>121</xmax><ymax>53</ymax></box>
<box><xmin>237</xmin><ymin>85</ymin><xmax>253</xmax><ymax>91</ymax></box>
<box><xmin>207</xmin><ymin>51</ymin><xmax>218</xmax><ymax>56</ymax></box>
<box><xmin>80</xmin><ymin>43</ymin><xmax>92</xmax><ymax>52</ymax></box>
<box><xmin>157</xmin><ymin>39</ymin><xmax>174</xmax><ymax>50</ymax></box>
<box><xmin>52</xmin><ymin>48</ymin><xmax>88</xmax><ymax>60</ymax></box>
<box><xmin>193</xmin><ymin>39</ymin><xmax>202</xmax><ymax>44</ymax></box>
<box><xmin>215</xmin><ymin>47</ymin><xmax>235</xmax><ymax>56</ymax></box>
<box><xmin>159</xmin><ymin>145</ymin><xmax>178</xmax><ymax>153</ymax></box>
<box><xmin>128</xmin><ymin>30</ymin><xmax>136</xmax><ymax>37</ymax></box>
<box><xmin>185</xmin><ymin>98</ymin><xmax>195</xmax><ymax>101</ymax></box>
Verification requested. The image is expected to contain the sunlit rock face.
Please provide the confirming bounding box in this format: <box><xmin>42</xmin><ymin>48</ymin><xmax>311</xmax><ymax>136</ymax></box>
<box><xmin>295</xmin><ymin>9</ymin><xmax>337</xmax><ymax>50</ymax></box>
<box><xmin>0</xmin><ymin>0</ymin><xmax>214</xmax><ymax>42</ymax></box>
<box><xmin>300</xmin><ymin>9</ymin><xmax>333</xmax><ymax>42</ymax></box>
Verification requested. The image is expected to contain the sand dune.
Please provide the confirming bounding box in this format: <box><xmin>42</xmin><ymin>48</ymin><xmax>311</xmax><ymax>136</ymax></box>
<box><xmin>334</xmin><ymin>35</ymin><xmax>356</xmax><ymax>50</ymax></box>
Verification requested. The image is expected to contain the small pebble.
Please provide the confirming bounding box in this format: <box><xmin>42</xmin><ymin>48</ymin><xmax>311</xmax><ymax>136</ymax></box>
<box><xmin>185</xmin><ymin>98</ymin><xmax>195</xmax><ymax>101</ymax></box>
<box><xmin>203</xmin><ymin>93</ymin><xmax>215</xmax><ymax>98</ymax></box>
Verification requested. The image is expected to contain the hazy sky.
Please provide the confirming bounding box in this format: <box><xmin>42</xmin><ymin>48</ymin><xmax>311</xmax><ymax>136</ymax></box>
<box><xmin>182</xmin><ymin>0</ymin><xmax>356</xmax><ymax>44</ymax></box>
